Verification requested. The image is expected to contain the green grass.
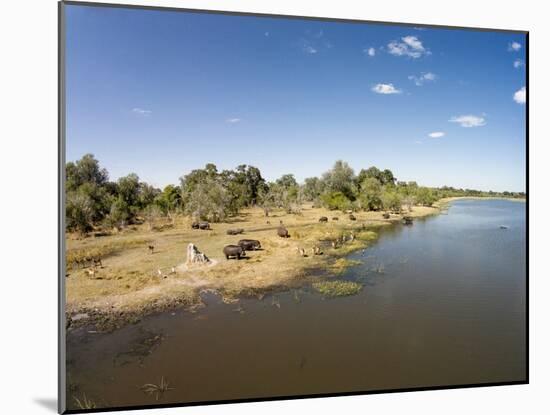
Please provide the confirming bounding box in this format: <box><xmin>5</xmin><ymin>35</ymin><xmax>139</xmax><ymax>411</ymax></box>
<box><xmin>312</xmin><ymin>280</ymin><xmax>363</xmax><ymax>297</ymax></box>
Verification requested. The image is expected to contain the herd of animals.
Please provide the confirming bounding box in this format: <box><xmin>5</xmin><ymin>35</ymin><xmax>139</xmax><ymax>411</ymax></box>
<box><xmin>191</xmin><ymin>213</ymin><xmax>371</xmax><ymax>261</ymax></box>
<box><xmin>70</xmin><ymin>212</ymin><xmax>414</xmax><ymax>278</ymax></box>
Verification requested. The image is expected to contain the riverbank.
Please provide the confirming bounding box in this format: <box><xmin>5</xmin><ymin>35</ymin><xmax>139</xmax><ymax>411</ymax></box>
<box><xmin>65</xmin><ymin>204</ymin><xmax>440</xmax><ymax>331</ymax></box>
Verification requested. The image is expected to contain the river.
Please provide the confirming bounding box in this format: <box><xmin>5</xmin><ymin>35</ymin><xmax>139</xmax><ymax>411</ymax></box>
<box><xmin>66</xmin><ymin>199</ymin><xmax>527</xmax><ymax>410</ymax></box>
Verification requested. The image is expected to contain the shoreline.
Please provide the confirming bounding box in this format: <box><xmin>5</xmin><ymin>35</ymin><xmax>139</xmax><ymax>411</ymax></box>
<box><xmin>66</xmin><ymin>204</ymin><xmax>445</xmax><ymax>332</ymax></box>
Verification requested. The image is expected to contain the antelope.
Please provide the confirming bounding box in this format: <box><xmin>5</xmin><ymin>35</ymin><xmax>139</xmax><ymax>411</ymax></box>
<box><xmin>148</xmin><ymin>245</ymin><xmax>155</xmax><ymax>254</ymax></box>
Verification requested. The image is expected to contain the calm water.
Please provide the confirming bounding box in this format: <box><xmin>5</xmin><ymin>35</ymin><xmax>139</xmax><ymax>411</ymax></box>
<box><xmin>66</xmin><ymin>199</ymin><xmax>526</xmax><ymax>409</ymax></box>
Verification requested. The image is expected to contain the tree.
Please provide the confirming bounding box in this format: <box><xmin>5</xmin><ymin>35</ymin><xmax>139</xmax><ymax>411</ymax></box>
<box><xmin>358</xmin><ymin>177</ymin><xmax>383</xmax><ymax>211</ymax></box>
<box><xmin>381</xmin><ymin>189</ymin><xmax>403</xmax><ymax>213</ymax></box>
<box><xmin>107</xmin><ymin>197</ymin><xmax>131</xmax><ymax>229</ymax></box>
<box><xmin>320</xmin><ymin>191</ymin><xmax>353</xmax><ymax>211</ymax></box>
<box><xmin>302</xmin><ymin>177</ymin><xmax>324</xmax><ymax>202</ymax></box>
<box><xmin>276</xmin><ymin>174</ymin><xmax>298</xmax><ymax>189</ymax></box>
<box><xmin>415</xmin><ymin>187</ymin><xmax>436</xmax><ymax>206</ymax></box>
<box><xmin>182</xmin><ymin>173</ymin><xmax>232</xmax><ymax>222</ymax></box>
<box><xmin>322</xmin><ymin>160</ymin><xmax>356</xmax><ymax>200</ymax></box>
<box><xmin>66</xmin><ymin>192</ymin><xmax>94</xmax><ymax>234</ymax></box>
<box><xmin>66</xmin><ymin>154</ymin><xmax>109</xmax><ymax>191</ymax></box>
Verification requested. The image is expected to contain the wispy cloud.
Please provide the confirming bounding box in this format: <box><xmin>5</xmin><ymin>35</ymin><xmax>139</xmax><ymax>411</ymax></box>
<box><xmin>428</xmin><ymin>131</ymin><xmax>445</xmax><ymax>138</ymax></box>
<box><xmin>508</xmin><ymin>41</ymin><xmax>522</xmax><ymax>52</ymax></box>
<box><xmin>513</xmin><ymin>86</ymin><xmax>526</xmax><ymax>104</ymax></box>
<box><xmin>300</xmin><ymin>29</ymin><xmax>332</xmax><ymax>55</ymax></box>
<box><xmin>132</xmin><ymin>108</ymin><xmax>152</xmax><ymax>116</ymax></box>
<box><xmin>372</xmin><ymin>83</ymin><xmax>402</xmax><ymax>94</ymax></box>
<box><xmin>449</xmin><ymin>114</ymin><xmax>486</xmax><ymax>128</ymax></box>
<box><xmin>303</xmin><ymin>44</ymin><xmax>317</xmax><ymax>54</ymax></box>
<box><xmin>408</xmin><ymin>72</ymin><xmax>437</xmax><ymax>86</ymax></box>
<box><xmin>264</xmin><ymin>31</ymin><xmax>269</xmax><ymax>37</ymax></box>
<box><xmin>226</xmin><ymin>118</ymin><xmax>241</xmax><ymax>123</ymax></box>
<box><xmin>388</xmin><ymin>35</ymin><xmax>430</xmax><ymax>58</ymax></box>
<box><xmin>513</xmin><ymin>59</ymin><xmax>525</xmax><ymax>68</ymax></box>
<box><xmin>363</xmin><ymin>47</ymin><xmax>376</xmax><ymax>57</ymax></box>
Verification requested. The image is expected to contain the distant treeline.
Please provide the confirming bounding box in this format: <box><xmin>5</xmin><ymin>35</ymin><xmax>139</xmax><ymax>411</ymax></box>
<box><xmin>66</xmin><ymin>154</ymin><xmax>525</xmax><ymax>234</ymax></box>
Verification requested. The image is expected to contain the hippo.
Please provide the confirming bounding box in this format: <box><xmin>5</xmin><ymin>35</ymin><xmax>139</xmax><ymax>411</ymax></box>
<box><xmin>226</xmin><ymin>228</ymin><xmax>244</xmax><ymax>235</ymax></box>
<box><xmin>223</xmin><ymin>245</ymin><xmax>246</xmax><ymax>260</ymax></box>
<box><xmin>319</xmin><ymin>216</ymin><xmax>328</xmax><ymax>223</ymax></box>
<box><xmin>238</xmin><ymin>239</ymin><xmax>262</xmax><ymax>251</ymax></box>
<box><xmin>191</xmin><ymin>221</ymin><xmax>210</xmax><ymax>230</ymax></box>
<box><xmin>382</xmin><ymin>212</ymin><xmax>390</xmax><ymax>219</ymax></box>
<box><xmin>402</xmin><ymin>216</ymin><xmax>413</xmax><ymax>225</ymax></box>
<box><xmin>277</xmin><ymin>226</ymin><xmax>290</xmax><ymax>238</ymax></box>
<box><xmin>349</xmin><ymin>214</ymin><xmax>356</xmax><ymax>221</ymax></box>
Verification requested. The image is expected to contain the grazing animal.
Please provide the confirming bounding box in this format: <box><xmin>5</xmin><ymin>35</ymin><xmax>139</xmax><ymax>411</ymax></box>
<box><xmin>277</xmin><ymin>226</ymin><xmax>290</xmax><ymax>238</ymax></box>
<box><xmin>332</xmin><ymin>217</ymin><xmax>339</xmax><ymax>221</ymax></box>
<box><xmin>331</xmin><ymin>240</ymin><xmax>338</xmax><ymax>249</ymax></box>
<box><xmin>312</xmin><ymin>246</ymin><xmax>323</xmax><ymax>255</ymax></box>
<box><xmin>191</xmin><ymin>221</ymin><xmax>211</xmax><ymax>230</ymax></box>
<box><xmin>148</xmin><ymin>245</ymin><xmax>154</xmax><ymax>254</ymax></box>
<box><xmin>238</xmin><ymin>239</ymin><xmax>262</xmax><ymax>251</ymax></box>
<box><xmin>86</xmin><ymin>268</ymin><xmax>96</xmax><ymax>278</ymax></box>
<box><xmin>349</xmin><ymin>214</ymin><xmax>356</xmax><ymax>221</ymax></box>
<box><xmin>157</xmin><ymin>269</ymin><xmax>162</xmax><ymax>276</ymax></box>
<box><xmin>223</xmin><ymin>245</ymin><xmax>246</xmax><ymax>260</ymax></box>
<box><xmin>319</xmin><ymin>216</ymin><xmax>328</xmax><ymax>223</ymax></box>
<box><xmin>266</xmin><ymin>220</ymin><xmax>271</xmax><ymax>225</ymax></box>
<box><xmin>226</xmin><ymin>228</ymin><xmax>244</xmax><ymax>235</ymax></box>
<box><xmin>170</xmin><ymin>267</ymin><xmax>176</xmax><ymax>274</ymax></box>
<box><xmin>349</xmin><ymin>233</ymin><xmax>355</xmax><ymax>242</ymax></box>
<box><xmin>383</xmin><ymin>212</ymin><xmax>390</xmax><ymax>219</ymax></box>
<box><xmin>298</xmin><ymin>248</ymin><xmax>306</xmax><ymax>257</ymax></box>
<box><xmin>92</xmin><ymin>257</ymin><xmax>103</xmax><ymax>268</ymax></box>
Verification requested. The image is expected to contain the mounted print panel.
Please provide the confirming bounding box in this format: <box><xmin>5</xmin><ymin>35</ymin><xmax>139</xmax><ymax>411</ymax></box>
<box><xmin>59</xmin><ymin>1</ymin><xmax>528</xmax><ymax>413</ymax></box>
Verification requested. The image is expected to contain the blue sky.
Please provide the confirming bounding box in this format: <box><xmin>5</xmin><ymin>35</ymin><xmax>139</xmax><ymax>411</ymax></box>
<box><xmin>65</xmin><ymin>5</ymin><xmax>527</xmax><ymax>192</ymax></box>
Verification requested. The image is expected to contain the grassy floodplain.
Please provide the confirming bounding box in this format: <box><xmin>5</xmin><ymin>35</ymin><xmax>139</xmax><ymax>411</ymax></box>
<box><xmin>65</xmin><ymin>203</ymin><xmax>439</xmax><ymax>330</ymax></box>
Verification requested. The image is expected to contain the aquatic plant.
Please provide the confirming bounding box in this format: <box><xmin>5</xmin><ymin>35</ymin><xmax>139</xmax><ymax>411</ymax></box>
<box><xmin>312</xmin><ymin>280</ymin><xmax>363</xmax><ymax>297</ymax></box>
<box><xmin>73</xmin><ymin>393</ymin><xmax>96</xmax><ymax>410</ymax></box>
<box><xmin>140</xmin><ymin>376</ymin><xmax>174</xmax><ymax>401</ymax></box>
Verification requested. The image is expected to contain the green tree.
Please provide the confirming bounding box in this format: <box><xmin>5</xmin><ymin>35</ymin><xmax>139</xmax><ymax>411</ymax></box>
<box><xmin>320</xmin><ymin>191</ymin><xmax>353</xmax><ymax>211</ymax></box>
<box><xmin>66</xmin><ymin>192</ymin><xmax>94</xmax><ymax>234</ymax></box>
<box><xmin>415</xmin><ymin>187</ymin><xmax>436</xmax><ymax>206</ymax></box>
<box><xmin>381</xmin><ymin>189</ymin><xmax>403</xmax><ymax>213</ymax></box>
<box><xmin>358</xmin><ymin>177</ymin><xmax>383</xmax><ymax>211</ymax></box>
<box><xmin>322</xmin><ymin>160</ymin><xmax>356</xmax><ymax>200</ymax></box>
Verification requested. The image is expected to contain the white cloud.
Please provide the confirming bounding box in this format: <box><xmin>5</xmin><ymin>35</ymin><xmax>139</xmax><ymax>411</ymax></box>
<box><xmin>364</xmin><ymin>47</ymin><xmax>376</xmax><ymax>57</ymax></box>
<box><xmin>513</xmin><ymin>59</ymin><xmax>525</xmax><ymax>68</ymax></box>
<box><xmin>132</xmin><ymin>108</ymin><xmax>152</xmax><ymax>116</ymax></box>
<box><xmin>226</xmin><ymin>118</ymin><xmax>241</xmax><ymax>123</ymax></box>
<box><xmin>371</xmin><ymin>83</ymin><xmax>401</xmax><ymax>94</ymax></box>
<box><xmin>304</xmin><ymin>45</ymin><xmax>317</xmax><ymax>54</ymax></box>
<box><xmin>265</xmin><ymin>32</ymin><xmax>269</xmax><ymax>37</ymax></box>
<box><xmin>449</xmin><ymin>114</ymin><xmax>486</xmax><ymax>128</ymax></box>
<box><xmin>508</xmin><ymin>42</ymin><xmax>522</xmax><ymax>52</ymax></box>
<box><xmin>388</xmin><ymin>35</ymin><xmax>430</xmax><ymax>58</ymax></box>
<box><xmin>408</xmin><ymin>72</ymin><xmax>437</xmax><ymax>86</ymax></box>
<box><xmin>513</xmin><ymin>86</ymin><xmax>526</xmax><ymax>104</ymax></box>
<box><xmin>428</xmin><ymin>131</ymin><xmax>445</xmax><ymax>138</ymax></box>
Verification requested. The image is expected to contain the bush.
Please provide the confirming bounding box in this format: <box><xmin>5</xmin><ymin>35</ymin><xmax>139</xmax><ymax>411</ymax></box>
<box><xmin>320</xmin><ymin>191</ymin><xmax>353</xmax><ymax>211</ymax></box>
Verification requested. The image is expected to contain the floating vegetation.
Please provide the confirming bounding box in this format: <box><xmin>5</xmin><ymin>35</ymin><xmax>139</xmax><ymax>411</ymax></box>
<box><xmin>330</xmin><ymin>258</ymin><xmax>362</xmax><ymax>275</ymax></box>
<box><xmin>73</xmin><ymin>393</ymin><xmax>96</xmax><ymax>410</ymax></box>
<box><xmin>140</xmin><ymin>376</ymin><xmax>174</xmax><ymax>401</ymax></box>
<box><xmin>312</xmin><ymin>280</ymin><xmax>363</xmax><ymax>297</ymax></box>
